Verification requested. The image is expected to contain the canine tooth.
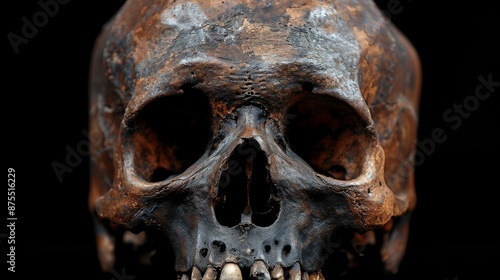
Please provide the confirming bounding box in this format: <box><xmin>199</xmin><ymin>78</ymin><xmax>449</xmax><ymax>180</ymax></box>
<box><xmin>302</xmin><ymin>272</ymin><xmax>309</xmax><ymax>280</ymax></box>
<box><xmin>220</xmin><ymin>263</ymin><xmax>243</xmax><ymax>280</ymax></box>
<box><xmin>288</xmin><ymin>263</ymin><xmax>301</xmax><ymax>280</ymax></box>
<box><xmin>202</xmin><ymin>267</ymin><xmax>218</xmax><ymax>280</ymax></box>
<box><xmin>191</xmin><ymin>267</ymin><xmax>202</xmax><ymax>280</ymax></box>
<box><xmin>250</xmin><ymin>260</ymin><xmax>271</xmax><ymax>280</ymax></box>
<box><xmin>271</xmin><ymin>264</ymin><xmax>284</xmax><ymax>280</ymax></box>
<box><xmin>180</xmin><ymin>274</ymin><xmax>189</xmax><ymax>280</ymax></box>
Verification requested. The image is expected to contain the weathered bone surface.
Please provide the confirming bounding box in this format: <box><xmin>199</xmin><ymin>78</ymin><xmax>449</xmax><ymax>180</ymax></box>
<box><xmin>88</xmin><ymin>0</ymin><xmax>421</xmax><ymax>279</ymax></box>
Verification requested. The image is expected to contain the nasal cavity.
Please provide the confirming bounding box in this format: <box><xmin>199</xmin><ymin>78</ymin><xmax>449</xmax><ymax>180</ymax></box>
<box><xmin>214</xmin><ymin>139</ymin><xmax>281</xmax><ymax>227</ymax></box>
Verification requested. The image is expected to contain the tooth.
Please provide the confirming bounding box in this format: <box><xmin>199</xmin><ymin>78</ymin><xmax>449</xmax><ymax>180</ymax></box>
<box><xmin>271</xmin><ymin>264</ymin><xmax>284</xmax><ymax>280</ymax></box>
<box><xmin>180</xmin><ymin>274</ymin><xmax>189</xmax><ymax>280</ymax></box>
<box><xmin>302</xmin><ymin>272</ymin><xmax>309</xmax><ymax>280</ymax></box>
<box><xmin>250</xmin><ymin>260</ymin><xmax>271</xmax><ymax>280</ymax></box>
<box><xmin>220</xmin><ymin>263</ymin><xmax>243</xmax><ymax>280</ymax></box>
<box><xmin>288</xmin><ymin>263</ymin><xmax>301</xmax><ymax>280</ymax></box>
<box><xmin>191</xmin><ymin>266</ymin><xmax>202</xmax><ymax>280</ymax></box>
<box><xmin>308</xmin><ymin>272</ymin><xmax>325</xmax><ymax>280</ymax></box>
<box><xmin>202</xmin><ymin>267</ymin><xmax>218</xmax><ymax>280</ymax></box>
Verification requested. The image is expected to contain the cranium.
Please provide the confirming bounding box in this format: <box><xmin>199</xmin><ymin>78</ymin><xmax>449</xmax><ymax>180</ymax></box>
<box><xmin>88</xmin><ymin>0</ymin><xmax>421</xmax><ymax>279</ymax></box>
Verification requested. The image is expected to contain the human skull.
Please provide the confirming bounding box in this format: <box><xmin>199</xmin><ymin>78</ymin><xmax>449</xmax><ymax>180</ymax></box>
<box><xmin>88</xmin><ymin>0</ymin><xmax>421</xmax><ymax>279</ymax></box>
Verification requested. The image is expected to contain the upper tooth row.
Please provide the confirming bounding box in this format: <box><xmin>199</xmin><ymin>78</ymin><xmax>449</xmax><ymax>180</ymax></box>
<box><xmin>179</xmin><ymin>262</ymin><xmax>325</xmax><ymax>280</ymax></box>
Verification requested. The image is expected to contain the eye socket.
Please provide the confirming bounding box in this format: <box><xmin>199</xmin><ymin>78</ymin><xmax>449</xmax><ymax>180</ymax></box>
<box><xmin>284</xmin><ymin>94</ymin><xmax>370</xmax><ymax>180</ymax></box>
<box><xmin>128</xmin><ymin>87</ymin><xmax>212</xmax><ymax>182</ymax></box>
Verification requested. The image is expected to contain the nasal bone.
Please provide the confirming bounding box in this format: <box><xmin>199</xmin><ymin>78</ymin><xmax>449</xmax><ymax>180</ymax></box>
<box><xmin>235</xmin><ymin>105</ymin><xmax>267</xmax><ymax>139</ymax></box>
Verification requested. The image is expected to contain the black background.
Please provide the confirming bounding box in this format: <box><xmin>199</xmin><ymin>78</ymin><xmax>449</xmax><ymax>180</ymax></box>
<box><xmin>3</xmin><ymin>1</ymin><xmax>499</xmax><ymax>279</ymax></box>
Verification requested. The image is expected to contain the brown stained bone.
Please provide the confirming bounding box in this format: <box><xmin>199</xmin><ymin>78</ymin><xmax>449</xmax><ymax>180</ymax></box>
<box><xmin>88</xmin><ymin>0</ymin><xmax>421</xmax><ymax>278</ymax></box>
